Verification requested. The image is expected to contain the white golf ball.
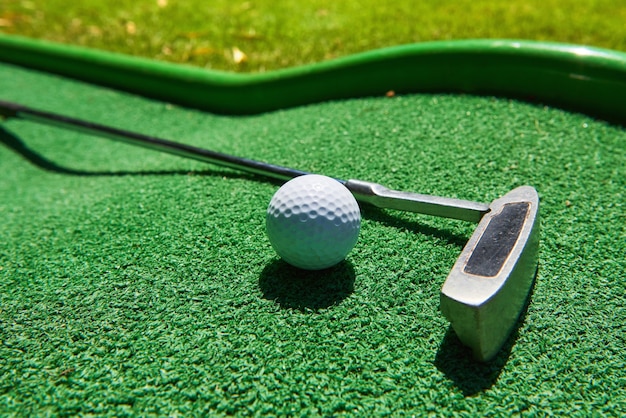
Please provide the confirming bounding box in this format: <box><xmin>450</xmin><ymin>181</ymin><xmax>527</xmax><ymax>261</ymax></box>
<box><xmin>266</xmin><ymin>174</ymin><xmax>361</xmax><ymax>270</ymax></box>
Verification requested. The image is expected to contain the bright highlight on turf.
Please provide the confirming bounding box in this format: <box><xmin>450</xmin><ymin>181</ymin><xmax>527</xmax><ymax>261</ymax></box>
<box><xmin>266</xmin><ymin>175</ymin><xmax>361</xmax><ymax>270</ymax></box>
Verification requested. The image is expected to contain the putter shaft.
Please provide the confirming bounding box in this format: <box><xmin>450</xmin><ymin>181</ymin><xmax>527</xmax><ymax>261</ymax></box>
<box><xmin>0</xmin><ymin>100</ymin><xmax>489</xmax><ymax>222</ymax></box>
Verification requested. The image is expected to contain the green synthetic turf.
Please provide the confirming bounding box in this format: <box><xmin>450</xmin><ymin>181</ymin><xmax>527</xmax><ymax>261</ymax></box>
<box><xmin>1</xmin><ymin>62</ymin><xmax>625</xmax><ymax>415</ymax></box>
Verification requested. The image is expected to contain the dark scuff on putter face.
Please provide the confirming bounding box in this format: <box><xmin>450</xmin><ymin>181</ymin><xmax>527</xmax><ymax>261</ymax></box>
<box><xmin>440</xmin><ymin>186</ymin><xmax>540</xmax><ymax>362</ymax></box>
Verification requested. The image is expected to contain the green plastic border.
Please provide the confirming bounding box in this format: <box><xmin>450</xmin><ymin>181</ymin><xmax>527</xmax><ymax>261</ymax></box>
<box><xmin>1</xmin><ymin>34</ymin><xmax>626</xmax><ymax>121</ymax></box>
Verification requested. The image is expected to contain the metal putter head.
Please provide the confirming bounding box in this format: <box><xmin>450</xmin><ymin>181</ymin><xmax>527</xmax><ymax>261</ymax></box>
<box><xmin>345</xmin><ymin>180</ymin><xmax>540</xmax><ymax>361</ymax></box>
<box><xmin>440</xmin><ymin>186</ymin><xmax>540</xmax><ymax>361</ymax></box>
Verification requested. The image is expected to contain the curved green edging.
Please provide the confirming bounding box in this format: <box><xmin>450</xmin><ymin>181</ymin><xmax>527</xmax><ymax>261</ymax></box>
<box><xmin>1</xmin><ymin>34</ymin><xmax>626</xmax><ymax>121</ymax></box>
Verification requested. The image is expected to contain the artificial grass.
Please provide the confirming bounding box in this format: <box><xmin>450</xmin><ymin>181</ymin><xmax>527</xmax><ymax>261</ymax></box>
<box><xmin>1</xmin><ymin>58</ymin><xmax>625</xmax><ymax>415</ymax></box>
<box><xmin>1</xmin><ymin>0</ymin><xmax>626</xmax><ymax>72</ymax></box>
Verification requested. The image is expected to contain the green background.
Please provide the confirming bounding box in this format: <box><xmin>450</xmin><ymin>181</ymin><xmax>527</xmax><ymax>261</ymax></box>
<box><xmin>1</xmin><ymin>1</ymin><xmax>626</xmax><ymax>416</ymax></box>
<box><xmin>1</xmin><ymin>0</ymin><xmax>626</xmax><ymax>72</ymax></box>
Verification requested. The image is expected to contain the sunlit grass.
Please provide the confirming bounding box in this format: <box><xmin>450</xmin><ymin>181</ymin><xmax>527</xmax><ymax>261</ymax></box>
<box><xmin>1</xmin><ymin>0</ymin><xmax>625</xmax><ymax>72</ymax></box>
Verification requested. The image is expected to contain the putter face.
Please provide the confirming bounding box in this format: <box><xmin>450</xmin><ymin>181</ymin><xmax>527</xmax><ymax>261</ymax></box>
<box><xmin>440</xmin><ymin>186</ymin><xmax>540</xmax><ymax>361</ymax></box>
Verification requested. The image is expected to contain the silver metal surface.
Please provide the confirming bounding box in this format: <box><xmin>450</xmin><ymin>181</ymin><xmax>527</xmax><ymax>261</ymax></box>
<box><xmin>440</xmin><ymin>186</ymin><xmax>540</xmax><ymax>361</ymax></box>
<box><xmin>344</xmin><ymin>179</ymin><xmax>490</xmax><ymax>223</ymax></box>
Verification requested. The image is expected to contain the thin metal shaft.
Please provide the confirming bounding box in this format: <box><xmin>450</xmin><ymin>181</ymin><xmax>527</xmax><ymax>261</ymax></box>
<box><xmin>344</xmin><ymin>179</ymin><xmax>489</xmax><ymax>223</ymax></box>
<box><xmin>0</xmin><ymin>100</ymin><xmax>490</xmax><ymax>222</ymax></box>
<box><xmin>0</xmin><ymin>100</ymin><xmax>308</xmax><ymax>182</ymax></box>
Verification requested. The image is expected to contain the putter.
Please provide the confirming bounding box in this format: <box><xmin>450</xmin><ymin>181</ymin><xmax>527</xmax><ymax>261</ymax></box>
<box><xmin>0</xmin><ymin>100</ymin><xmax>539</xmax><ymax>361</ymax></box>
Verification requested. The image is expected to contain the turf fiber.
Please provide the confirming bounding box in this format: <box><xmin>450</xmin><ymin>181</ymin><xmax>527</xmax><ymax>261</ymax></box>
<box><xmin>0</xmin><ymin>61</ymin><xmax>625</xmax><ymax>415</ymax></box>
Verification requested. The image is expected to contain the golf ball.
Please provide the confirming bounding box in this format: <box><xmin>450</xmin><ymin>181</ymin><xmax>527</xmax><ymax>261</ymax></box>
<box><xmin>266</xmin><ymin>174</ymin><xmax>361</xmax><ymax>270</ymax></box>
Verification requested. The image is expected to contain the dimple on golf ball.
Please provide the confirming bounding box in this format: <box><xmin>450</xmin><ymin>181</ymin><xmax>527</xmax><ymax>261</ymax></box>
<box><xmin>266</xmin><ymin>174</ymin><xmax>361</xmax><ymax>270</ymax></box>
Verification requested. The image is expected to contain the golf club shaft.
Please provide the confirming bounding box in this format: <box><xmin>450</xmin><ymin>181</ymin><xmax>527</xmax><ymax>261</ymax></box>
<box><xmin>0</xmin><ymin>100</ymin><xmax>489</xmax><ymax>222</ymax></box>
<box><xmin>0</xmin><ymin>100</ymin><xmax>308</xmax><ymax>182</ymax></box>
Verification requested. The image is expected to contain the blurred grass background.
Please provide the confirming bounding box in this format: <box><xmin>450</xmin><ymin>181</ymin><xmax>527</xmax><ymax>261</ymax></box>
<box><xmin>1</xmin><ymin>0</ymin><xmax>625</xmax><ymax>72</ymax></box>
